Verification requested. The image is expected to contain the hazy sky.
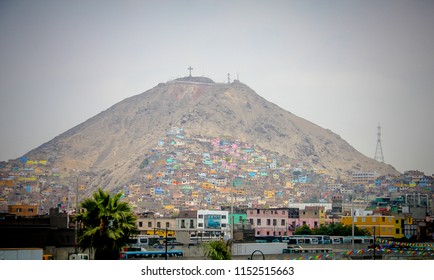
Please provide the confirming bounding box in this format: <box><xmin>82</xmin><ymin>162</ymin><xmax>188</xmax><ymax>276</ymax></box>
<box><xmin>1</xmin><ymin>0</ymin><xmax>433</xmax><ymax>175</ymax></box>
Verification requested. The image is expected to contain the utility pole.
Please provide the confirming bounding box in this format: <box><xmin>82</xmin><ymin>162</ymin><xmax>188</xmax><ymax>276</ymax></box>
<box><xmin>351</xmin><ymin>195</ymin><xmax>355</xmax><ymax>251</ymax></box>
<box><xmin>165</xmin><ymin>227</ymin><xmax>168</xmax><ymax>260</ymax></box>
<box><xmin>373</xmin><ymin>226</ymin><xmax>376</xmax><ymax>260</ymax></box>
<box><xmin>75</xmin><ymin>175</ymin><xmax>79</xmax><ymax>253</ymax></box>
<box><xmin>230</xmin><ymin>181</ymin><xmax>234</xmax><ymax>242</ymax></box>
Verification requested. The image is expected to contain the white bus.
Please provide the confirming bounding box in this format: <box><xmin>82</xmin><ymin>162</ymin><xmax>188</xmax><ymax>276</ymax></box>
<box><xmin>281</xmin><ymin>236</ymin><xmax>319</xmax><ymax>245</ymax></box>
<box><xmin>127</xmin><ymin>235</ymin><xmax>161</xmax><ymax>247</ymax></box>
<box><xmin>290</xmin><ymin>235</ymin><xmax>331</xmax><ymax>244</ymax></box>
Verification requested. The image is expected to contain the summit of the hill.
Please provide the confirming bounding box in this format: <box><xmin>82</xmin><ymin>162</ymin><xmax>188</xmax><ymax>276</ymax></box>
<box><xmin>174</xmin><ymin>76</ymin><xmax>215</xmax><ymax>83</ymax></box>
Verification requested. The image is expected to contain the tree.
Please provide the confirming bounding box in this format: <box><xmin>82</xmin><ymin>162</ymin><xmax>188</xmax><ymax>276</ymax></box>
<box><xmin>77</xmin><ymin>187</ymin><xmax>138</xmax><ymax>259</ymax></box>
<box><xmin>295</xmin><ymin>223</ymin><xmax>371</xmax><ymax>236</ymax></box>
<box><xmin>201</xmin><ymin>240</ymin><xmax>232</xmax><ymax>260</ymax></box>
<box><xmin>294</xmin><ymin>225</ymin><xmax>313</xmax><ymax>235</ymax></box>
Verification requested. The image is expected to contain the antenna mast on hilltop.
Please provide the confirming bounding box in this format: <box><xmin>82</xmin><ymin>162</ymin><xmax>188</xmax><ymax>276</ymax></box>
<box><xmin>374</xmin><ymin>124</ymin><xmax>384</xmax><ymax>163</ymax></box>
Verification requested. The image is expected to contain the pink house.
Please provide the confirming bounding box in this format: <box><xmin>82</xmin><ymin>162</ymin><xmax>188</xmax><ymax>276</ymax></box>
<box><xmin>247</xmin><ymin>207</ymin><xmax>325</xmax><ymax>237</ymax></box>
<box><xmin>247</xmin><ymin>208</ymin><xmax>299</xmax><ymax>237</ymax></box>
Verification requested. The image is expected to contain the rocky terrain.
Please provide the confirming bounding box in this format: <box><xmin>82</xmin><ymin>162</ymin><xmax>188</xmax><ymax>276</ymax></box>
<box><xmin>24</xmin><ymin>76</ymin><xmax>399</xmax><ymax>192</ymax></box>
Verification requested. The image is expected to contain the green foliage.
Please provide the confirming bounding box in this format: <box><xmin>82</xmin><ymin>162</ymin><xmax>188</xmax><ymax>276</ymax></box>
<box><xmin>201</xmin><ymin>240</ymin><xmax>232</xmax><ymax>260</ymax></box>
<box><xmin>296</xmin><ymin>223</ymin><xmax>371</xmax><ymax>236</ymax></box>
<box><xmin>294</xmin><ymin>224</ymin><xmax>313</xmax><ymax>235</ymax></box>
<box><xmin>77</xmin><ymin>187</ymin><xmax>138</xmax><ymax>259</ymax></box>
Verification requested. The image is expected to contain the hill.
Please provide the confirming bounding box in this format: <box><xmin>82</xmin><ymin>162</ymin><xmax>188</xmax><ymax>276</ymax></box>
<box><xmin>25</xmin><ymin>76</ymin><xmax>399</xmax><ymax>192</ymax></box>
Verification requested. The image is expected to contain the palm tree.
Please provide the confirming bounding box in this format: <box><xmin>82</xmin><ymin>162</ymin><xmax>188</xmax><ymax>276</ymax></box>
<box><xmin>202</xmin><ymin>240</ymin><xmax>232</xmax><ymax>260</ymax></box>
<box><xmin>76</xmin><ymin>187</ymin><xmax>138</xmax><ymax>259</ymax></box>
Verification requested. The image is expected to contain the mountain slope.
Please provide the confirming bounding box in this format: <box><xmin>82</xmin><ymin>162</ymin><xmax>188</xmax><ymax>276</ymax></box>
<box><xmin>26</xmin><ymin>76</ymin><xmax>398</xmax><ymax>190</ymax></box>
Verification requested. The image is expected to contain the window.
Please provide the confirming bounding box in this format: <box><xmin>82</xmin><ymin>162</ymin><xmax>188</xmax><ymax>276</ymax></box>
<box><xmin>157</xmin><ymin>222</ymin><xmax>161</xmax><ymax>228</ymax></box>
<box><xmin>396</xmin><ymin>229</ymin><xmax>400</xmax><ymax>234</ymax></box>
<box><xmin>249</xmin><ymin>218</ymin><xmax>254</xmax><ymax>225</ymax></box>
<box><xmin>166</xmin><ymin>222</ymin><xmax>170</xmax><ymax>228</ymax></box>
<box><xmin>181</xmin><ymin>220</ymin><xmax>185</xmax><ymax>228</ymax></box>
<box><xmin>148</xmin><ymin>221</ymin><xmax>152</xmax><ymax>228</ymax></box>
<box><xmin>28</xmin><ymin>208</ymin><xmax>34</xmax><ymax>212</ymax></box>
<box><xmin>267</xmin><ymin>219</ymin><xmax>271</xmax><ymax>226</ymax></box>
<box><xmin>189</xmin><ymin>220</ymin><xmax>194</xmax><ymax>228</ymax></box>
<box><xmin>222</xmin><ymin>223</ymin><xmax>226</xmax><ymax>228</ymax></box>
<box><xmin>273</xmin><ymin>219</ymin><xmax>277</xmax><ymax>226</ymax></box>
<box><xmin>139</xmin><ymin>221</ymin><xmax>143</xmax><ymax>227</ymax></box>
<box><xmin>257</xmin><ymin>219</ymin><xmax>261</xmax><ymax>225</ymax></box>
<box><xmin>198</xmin><ymin>214</ymin><xmax>203</xmax><ymax>218</ymax></box>
<box><xmin>222</xmin><ymin>215</ymin><xmax>226</xmax><ymax>219</ymax></box>
<box><xmin>198</xmin><ymin>223</ymin><xmax>203</xmax><ymax>227</ymax></box>
<box><xmin>281</xmin><ymin>219</ymin><xmax>285</xmax><ymax>226</ymax></box>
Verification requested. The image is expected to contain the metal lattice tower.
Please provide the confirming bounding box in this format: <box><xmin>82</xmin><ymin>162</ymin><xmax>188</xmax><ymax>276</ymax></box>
<box><xmin>374</xmin><ymin>124</ymin><xmax>384</xmax><ymax>163</ymax></box>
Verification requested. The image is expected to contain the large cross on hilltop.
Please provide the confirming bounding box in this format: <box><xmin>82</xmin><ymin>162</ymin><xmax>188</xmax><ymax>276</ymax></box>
<box><xmin>187</xmin><ymin>66</ymin><xmax>193</xmax><ymax>77</ymax></box>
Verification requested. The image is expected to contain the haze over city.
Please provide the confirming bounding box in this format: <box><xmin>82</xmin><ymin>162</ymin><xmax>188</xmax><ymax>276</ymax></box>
<box><xmin>1</xmin><ymin>0</ymin><xmax>433</xmax><ymax>174</ymax></box>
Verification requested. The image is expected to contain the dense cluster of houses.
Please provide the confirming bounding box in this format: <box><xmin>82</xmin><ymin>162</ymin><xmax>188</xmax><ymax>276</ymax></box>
<box><xmin>1</xmin><ymin>127</ymin><xmax>433</xmax><ymax>242</ymax></box>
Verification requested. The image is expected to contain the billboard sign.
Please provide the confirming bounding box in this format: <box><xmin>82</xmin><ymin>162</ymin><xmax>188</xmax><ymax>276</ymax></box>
<box><xmin>205</xmin><ymin>215</ymin><xmax>221</xmax><ymax>229</ymax></box>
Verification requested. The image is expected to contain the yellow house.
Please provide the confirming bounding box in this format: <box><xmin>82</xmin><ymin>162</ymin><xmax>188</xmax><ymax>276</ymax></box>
<box><xmin>264</xmin><ymin>190</ymin><xmax>275</xmax><ymax>199</ymax></box>
<box><xmin>201</xmin><ymin>182</ymin><xmax>213</xmax><ymax>190</ymax></box>
<box><xmin>163</xmin><ymin>205</ymin><xmax>175</xmax><ymax>211</ymax></box>
<box><xmin>341</xmin><ymin>215</ymin><xmax>407</xmax><ymax>239</ymax></box>
<box><xmin>233</xmin><ymin>189</ymin><xmax>246</xmax><ymax>195</ymax></box>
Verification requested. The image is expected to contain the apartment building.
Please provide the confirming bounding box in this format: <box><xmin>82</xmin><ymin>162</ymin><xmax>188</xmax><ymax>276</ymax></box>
<box><xmin>341</xmin><ymin>215</ymin><xmax>410</xmax><ymax>239</ymax></box>
<box><xmin>136</xmin><ymin>212</ymin><xmax>176</xmax><ymax>237</ymax></box>
<box><xmin>352</xmin><ymin>172</ymin><xmax>377</xmax><ymax>185</ymax></box>
<box><xmin>247</xmin><ymin>208</ymin><xmax>294</xmax><ymax>237</ymax></box>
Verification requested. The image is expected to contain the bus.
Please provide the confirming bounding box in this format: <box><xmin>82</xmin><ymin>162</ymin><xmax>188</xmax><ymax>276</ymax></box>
<box><xmin>281</xmin><ymin>236</ymin><xmax>319</xmax><ymax>245</ymax></box>
<box><xmin>127</xmin><ymin>235</ymin><xmax>161</xmax><ymax>247</ymax></box>
<box><xmin>330</xmin><ymin>236</ymin><xmax>342</xmax><ymax>244</ymax></box>
<box><xmin>287</xmin><ymin>235</ymin><xmax>330</xmax><ymax>244</ymax></box>
<box><xmin>331</xmin><ymin>236</ymin><xmax>374</xmax><ymax>244</ymax></box>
